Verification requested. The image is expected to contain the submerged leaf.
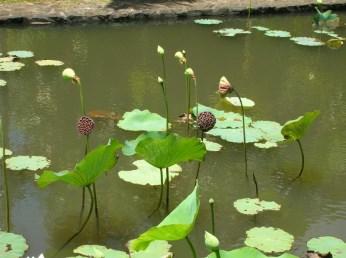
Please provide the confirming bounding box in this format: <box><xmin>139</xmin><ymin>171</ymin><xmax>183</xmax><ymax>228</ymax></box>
<box><xmin>7</xmin><ymin>50</ymin><xmax>34</xmax><ymax>58</ymax></box>
<box><xmin>264</xmin><ymin>30</ymin><xmax>291</xmax><ymax>38</ymax></box>
<box><xmin>6</xmin><ymin>156</ymin><xmax>50</xmax><ymax>171</ymax></box>
<box><xmin>0</xmin><ymin>231</ymin><xmax>29</xmax><ymax>258</ymax></box>
<box><xmin>307</xmin><ymin>236</ymin><xmax>346</xmax><ymax>258</ymax></box>
<box><xmin>35</xmin><ymin>60</ymin><xmax>64</xmax><ymax>66</ymax></box>
<box><xmin>194</xmin><ymin>19</ymin><xmax>223</xmax><ymax>25</ymax></box>
<box><xmin>326</xmin><ymin>38</ymin><xmax>344</xmax><ymax>49</ymax></box>
<box><xmin>225</xmin><ymin>97</ymin><xmax>255</xmax><ymax>108</ymax></box>
<box><xmin>234</xmin><ymin>198</ymin><xmax>281</xmax><ymax>215</ymax></box>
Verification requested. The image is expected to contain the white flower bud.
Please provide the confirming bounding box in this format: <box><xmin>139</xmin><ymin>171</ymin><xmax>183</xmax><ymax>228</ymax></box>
<box><xmin>157</xmin><ymin>45</ymin><xmax>165</xmax><ymax>55</ymax></box>
<box><xmin>184</xmin><ymin>68</ymin><xmax>194</xmax><ymax>77</ymax></box>
<box><xmin>158</xmin><ymin>76</ymin><xmax>164</xmax><ymax>84</ymax></box>
<box><xmin>204</xmin><ymin>231</ymin><xmax>220</xmax><ymax>252</ymax></box>
<box><xmin>62</xmin><ymin>68</ymin><xmax>76</xmax><ymax>80</ymax></box>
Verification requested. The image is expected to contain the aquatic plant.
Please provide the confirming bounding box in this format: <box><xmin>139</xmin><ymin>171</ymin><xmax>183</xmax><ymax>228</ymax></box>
<box><xmin>307</xmin><ymin>236</ymin><xmax>346</xmax><ymax>257</ymax></box>
<box><xmin>0</xmin><ymin>79</ymin><xmax>6</xmax><ymax>87</ymax></box>
<box><xmin>313</xmin><ymin>7</ymin><xmax>339</xmax><ymax>29</ymax></box>
<box><xmin>205</xmin><ymin>231</ymin><xmax>221</xmax><ymax>258</ymax></box>
<box><xmin>233</xmin><ymin>198</ymin><xmax>281</xmax><ymax>215</ymax></box>
<box><xmin>0</xmin><ymin>231</ymin><xmax>28</xmax><ymax>257</ymax></box>
<box><xmin>209</xmin><ymin>198</ymin><xmax>216</xmax><ymax>235</ymax></box>
<box><xmin>157</xmin><ymin>45</ymin><xmax>169</xmax><ymax>133</ymax></box>
<box><xmin>281</xmin><ymin>111</ymin><xmax>320</xmax><ymax>180</ymax></box>
<box><xmin>35</xmin><ymin>60</ymin><xmax>64</xmax><ymax>66</ymax></box>
<box><xmin>213</xmin><ymin>28</ymin><xmax>251</xmax><ymax>37</ymax></box>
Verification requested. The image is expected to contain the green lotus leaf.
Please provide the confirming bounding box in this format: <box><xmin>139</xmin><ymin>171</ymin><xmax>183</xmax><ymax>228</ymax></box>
<box><xmin>252</xmin><ymin>26</ymin><xmax>270</xmax><ymax>31</ymax></box>
<box><xmin>0</xmin><ymin>231</ymin><xmax>29</xmax><ymax>258</ymax></box>
<box><xmin>117</xmin><ymin>109</ymin><xmax>169</xmax><ymax>132</ymax></box>
<box><xmin>0</xmin><ymin>79</ymin><xmax>7</xmax><ymax>87</ymax></box>
<box><xmin>35</xmin><ymin>60</ymin><xmax>64</xmax><ymax>66</ymax></box>
<box><xmin>73</xmin><ymin>245</ymin><xmax>110</xmax><ymax>257</ymax></box>
<box><xmin>6</xmin><ymin>156</ymin><xmax>50</xmax><ymax>171</ymax></box>
<box><xmin>281</xmin><ymin>111</ymin><xmax>320</xmax><ymax>141</ymax></box>
<box><xmin>135</xmin><ymin>134</ymin><xmax>206</xmax><ymax>168</ymax></box>
<box><xmin>234</xmin><ymin>198</ymin><xmax>281</xmax><ymax>215</ymax></box>
<box><xmin>290</xmin><ymin>37</ymin><xmax>325</xmax><ymax>46</ymax></box>
<box><xmin>225</xmin><ymin>97</ymin><xmax>255</xmax><ymax>108</ymax></box>
<box><xmin>307</xmin><ymin>236</ymin><xmax>346</xmax><ymax>257</ymax></box>
<box><xmin>0</xmin><ymin>62</ymin><xmax>25</xmax><ymax>72</ymax></box>
<box><xmin>194</xmin><ymin>19</ymin><xmax>223</xmax><ymax>25</ymax></box>
<box><xmin>118</xmin><ymin>160</ymin><xmax>181</xmax><ymax>186</ymax></box>
<box><xmin>206</xmin><ymin>247</ymin><xmax>267</xmax><ymax>258</ymax></box>
<box><xmin>203</xmin><ymin>139</ymin><xmax>223</xmax><ymax>152</ymax></box>
<box><xmin>131</xmin><ymin>241</ymin><xmax>172</xmax><ymax>258</ymax></box>
<box><xmin>264</xmin><ymin>30</ymin><xmax>291</xmax><ymax>38</ymax></box>
<box><xmin>129</xmin><ymin>184</ymin><xmax>200</xmax><ymax>251</ymax></box>
<box><xmin>122</xmin><ymin>132</ymin><xmax>166</xmax><ymax>156</ymax></box>
<box><xmin>36</xmin><ymin>139</ymin><xmax>122</xmax><ymax>187</ymax></box>
<box><xmin>251</xmin><ymin>121</ymin><xmax>285</xmax><ymax>143</ymax></box>
<box><xmin>214</xmin><ymin>28</ymin><xmax>251</xmax><ymax>37</ymax></box>
<box><xmin>254</xmin><ymin>141</ymin><xmax>278</xmax><ymax>149</ymax></box>
<box><xmin>7</xmin><ymin>50</ymin><xmax>34</xmax><ymax>58</ymax></box>
<box><xmin>245</xmin><ymin>227</ymin><xmax>294</xmax><ymax>253</ymax></box>
<box><xmin>274</xmin><ymin>254</ymin><xmax>299</xmax><ymax>258</ymax></box>
<box><xmin>208</xmin><ymin>127</ymin><xmax>263</xmax><ymax>143</ymax></box>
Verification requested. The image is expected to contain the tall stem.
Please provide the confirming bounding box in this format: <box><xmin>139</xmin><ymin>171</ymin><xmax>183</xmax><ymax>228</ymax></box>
<box><xmin>149</xmin><ymin>168</ymin><xmax>164</xmax><ymax>217</ymax></box>
<box><xmin>184</xmin><ymin>63</ymin><xmax>190</xmax><ymax>134</ymax></box>
<box><xmin>77</xmin><ymin>80</ymin><xmax>86</xmax><ymax>116</ymax></box>
<box><xmin>293</xmin><ymin>139</ymin><xmax>305</xmax><ymax>181</ymax></box>
<box><xmin>252</xmin><ymin>171</ymin><xmax>259</xmax><ymax>198</ymax></box>
<box><xmin>165</xmin><ymin>167</ymin><xmax>170</xmax><ymax>214</ymax></box>
<box><xmin>233</xmin><ymin>89</ymin><xmax>248</xmax><ymax>178</ymax></box>
<box><xmin>1</xmin><ymin>119</ymin><xmax>10</xmax><ymax>232</ymax></box>
<box><xmin>193</xmin><ymin>78</ymin><xmax>199</xmax><ymax>119</ymax></box>
<box><xmin>80</xmin><ymin>135</ymin><xmax>90</xmax><ymax>221</ymax></box>
<box><xmin>195</xmin><ymin>132</ymin><xmax>204</xmax><ymax>182</ymax></box>
<box><xmin>92</xmin><ymin>183</ymin><xmax>99</xmax><ymax>223</ymax></box>
<box><xmin>185</xmin><ymin>236</ymin><xmax>197</xmax><ymax>258</ymax></box>
<box><xmin>209</xmin><ymin>199</ymin><xmax>215</xmax><ymax>235</ymax></box>
<box><xmin>214</xmin><ymin>250</ymin><xmax>221</xmax><ymax>258</ymax></box>
<box><xmin>160</xmin><ymin>55</ymin><xmax>169</xmax><ymax>134</ymax></box>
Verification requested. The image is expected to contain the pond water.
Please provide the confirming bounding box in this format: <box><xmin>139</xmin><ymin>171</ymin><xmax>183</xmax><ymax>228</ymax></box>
<box><xmin>0</xmin><ymin>12</ymin><xmax>346</xmax><ymax>257</ymax></box>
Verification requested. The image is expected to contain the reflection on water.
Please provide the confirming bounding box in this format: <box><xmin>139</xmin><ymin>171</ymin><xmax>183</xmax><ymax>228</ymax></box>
<box><xmin>0</xmin><ymin>13</ymin><xmax>346</xmax><ymax>257</ymax></box>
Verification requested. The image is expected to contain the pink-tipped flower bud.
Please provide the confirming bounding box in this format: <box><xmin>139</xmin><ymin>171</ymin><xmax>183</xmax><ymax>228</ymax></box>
<box><xmin>218</xmin><ymin>76</ymin><xmax>233</xmax><ymax>97</ymax></box>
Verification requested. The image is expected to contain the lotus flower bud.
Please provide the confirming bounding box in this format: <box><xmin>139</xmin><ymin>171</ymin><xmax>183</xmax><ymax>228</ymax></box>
<box><xmin>157</xmin><ymin>45</ymin><xmax>165</xmax><ymax>55</ymax></box>
<box><xmin>204</xmin><ymin>231</ymin><xmax>220</xmax><ymax>252</ymax></box>
<box><xmin>62</xmin><ymin>68</ymin><xmax>76</xmax><ymax>80</ymax></box>
<box><xmin>184</xmin><ymin>68</ymin><xmax>194</xmax><ymax>77</ymax></box>
<box><xmin>209</xmin><ymin>198</ymin><xmax>214</xmax><ymax>204</ymax></box>
<box><xmin>197</xmin><ymin>112</ymin><xmax>216</xmax><ymax>132</ymax></box>
<box><xmin>174</xmin><ymin>51</ymin><xmax>186</xmax><ymax>64</ymax></box>
<box><xmin>77</xmin><ymin>116</ymin><xmax>95</xmax><ymax>135</ymax></box>
<box><xmin>158</xmin><ymin>76</ymin><xmax>164</xmax><ymax>84</ymax></box>
<box><xmin>218</xmin><ymin>76</ymin><xmax>233</xmax><ymax>97</ymax></box>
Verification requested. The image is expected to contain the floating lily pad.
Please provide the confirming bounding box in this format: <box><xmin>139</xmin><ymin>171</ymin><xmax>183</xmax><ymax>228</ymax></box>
<box><xmin>6</xmin><ymin>156</ymin><xmax>50</xmax><ymax>171</ymax></box>
<box><xmin>206</xmin><ymin>247</ymin><xmax>267</xmax><ymax>258</ymax></box>
<box><xmin>194</xmin><ymin>19</ymin><xmax>223</xmax><ymax>25</ymax></box>
<box><xmin>326</xmin><ymin>38</ymin><xmax>344</xmax><ymax>49</ymax></box>
<box><xmin>35</xmin><ymin>60</ymin><xmax>64</xmax><ymax>66</ymax></box>
<box><xmin>0</xmin><ymin>148</ymin><xmax>13</xmax><ymax>159</ymax></box>
<box><xmin>314</xmin><ymin>30</ymin><xmax>339</xmax><ymax>38</ymax></box>
<box><xmin>245</xmin><ymin>227</ymin><xmax>294</xmax><ymax>253</ymax></box>
<box><xmin>214</xmin><ymin>28</ymin><xmax>251</xmax><ymax>37</ymax></box>
<box><xmin>252</xmin><ymin>26</ymin><xmax>270</xmax><ymax>31</ymax></box>
<box><xmin>264</xmin><ymin>30</ymin><xmax>291</xmax><ymax>38</ymax></box>
<box><xmin>0</xmin><ymin>80</ymin><xmax>6</xmax><ymax>87</ymax></box>
<box><xmin>254</xmin><ymin>141</ymin><xmax>278</xmax><ymax>149</ymax></box>
<box><xmin>225</xmin><ymin>97</ymin><xmax>255</xmax><ymax>108</ymax></box>
<box><xmin>117</xmin><ymin>109</ymin><xmax>169</xmax><ymax>132</ymax></box>
<box><xmin>0</xmin><ymin>62</ymin><xmax>25</xmax><ymax>72</ymax></box>
<box><xmin>0</xmin><ymin>57</ymin><xmax>15</xmax><ymax>63</ymax></box>
<box><xmin>0</xmin><ymin>231</ymin><xmax>29</xmax><ymax>258</ymax></box>
<box><xmin>208</xmin><ymin>127</ymin><xmax>263</xmax><ymax>143</ymax></box>
<box><xmin>203</xmin><ymin>139</ymin><xmax>223</xmax><ymax>152</ymax></box>
<box><xmin>118</xmin><ymin>160</ymin><xmax>181</xmax><ymax>186</ymax></box>
<box><xmin>122</xmin><ymin>132</ymin><xmax>166</xmax><ymax>156</ymax></box>
<box><xmin>7</xmin><ymin>50</ymin><xmax>34</xmax><ymax>58</ymax></box>
<box><xmin>234</xmin><ymin>198</ymin><xmax>281</xmax><ymax>215</ymax></box>
<box><xmin>251</xmin><ymin>121</ymin><xmax>284</xmax><ymax>143</ymax></box>
<box><xmin>307</xmin><ymin>236</ymin><xmax>346</xmax><ymax>258</ymax></box>
<box><xmin>290</xmin><ymin>37</ymin><xmax>325</xmax><ymax>46</ymax></box>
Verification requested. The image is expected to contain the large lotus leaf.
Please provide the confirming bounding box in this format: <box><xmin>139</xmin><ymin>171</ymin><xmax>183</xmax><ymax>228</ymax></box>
<box><xmin>117</xmin><ymin>109</ymin><xmax>169</xmax><ymax>132</ymax></box>
<box><xmin>118</xmin><ymin>160</ymin><xmax>181</xmax><ymax>186</ymax></box>
<box><xmin>252</xmin><ymin>26</ymin><xmax>270</xmax><ymax>31</ymax></box>
<box><xmin>122</xmin><ymin>132</ymin><xmax>166</xmax><ymax>156</ymax></box>
<box><xmin>290</xmin><ymin>37</ymin><xmax>325</xmax><ymax>46</ymax></box>
<box><xmin>207</xmin><ymin>127</ymin><xmax>262</xmax><ymax>143</ymax></box>
<box><xmin>0</xmin><ymin>231</ymin><xmax>29</xmax><ymax>258</ymax></box>
<box><xmin>245</xmin><ymin>227</ymin><xmax>294</xmax><ymax>253</ymax></box>
<box><xmin>264</xmin><ymin>30</ymin><xmax>291</xmax><ymax>38</ymax></box>
<box><xmin>307</xmin><ymin>236</ymin><xmax>346</xmax><ymax>257</ymax></box>
<box><xmin>251</xmin><ymin>121</ymin><xmax>285</xmax><ymax>143</ymax></box>
<box><xmin>0</xmin><ymin>148</ymin><xmax>13</xmax><ymax>158</ymax></box>
<box><xmin>6</xmin><ymin>156</ymin><xmax>50</xmax><ymax>171</ymax></box>
<box><xmin>206</xmin><ymin>247</ymin><xmax>267</xmax><ymax>258</ymax></box>
<box><xmin>194</xmin><ymin>19</ymin><xmax>223</xmax><ymax>25</ymax></box>
<box><xmin>234</xmin><ymin>198</ymin><xmax>281</xmax><ymax>215</ymax></box>
<box><xmin>37</xmin><ymin>139</ymin><xmax>122</xmax><ymax>187</ymax></box>
<box><xmin>35</xmin><ymin>60</ymin><xmax>64</xmax><ymax>66</ymax></box>
<box><xmin>129</xmin><ymin>184</ymin><xmax>199</xmax><ymax>251</ymax></box>
<box><xmin>7</xmin><ymin>50</ymin><xmax>34</xmax><ymax>58</ymax></box>
<box><xmin>225</xmin><ymin>97</ymin><xmax>255</xmax><ymax>108</ymax></box>
<box><xmin>281</xmin><ymin>111</ymin><xmax>320</xmax><ymax>141</ymax></box>
<box><xmin>214</xmin><ymin>28</ymin><xmax>251</xmax><ymax>37</ymax></box>
<box><xmin>135</xmin><ymin>134</ymin><xmax>206</xmax><ymax>169</ymax></box>
<box><xmin>0</xmin><ymin>62</ymin><xmax>25</xmax><ymax>72</ymax></box>
<box><xmin>0</xmin><ymin>79</ymin><xmax>6</xmax><ymax>87</ymax></box>
<box><xmin>203</xmin><ymin>139</ymin><xmax>223</xmax><ymax>152</ymax></box>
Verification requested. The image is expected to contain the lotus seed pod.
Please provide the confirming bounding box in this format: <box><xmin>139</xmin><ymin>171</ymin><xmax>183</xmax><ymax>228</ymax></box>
<box><xmin>77</xmin><ymin>116</ymin><xmax>95</xmax><ymax>135</ymax></box>
<box><xmin>157</xmin><ymin>45</ymin><xmax>165</xmax><ymax>55</ymax></box>
<box><xmin>62</xmin><ymin>68</ymin><xmax>76</xmax><ymax>80</ymax></box>
<box><xmin>218</xmin><ymin>76</ymin><xmax>233</xmax><ymax>97</ymax></box>
<box><xmin>204</xmin><ymin>231</ymin><xmax>220</xmax><ymax>252</ymax></box>
<box><xmin>197</xmin><ymin>112</ymin><xmax>216</xmax><ymax>132</ymax></box>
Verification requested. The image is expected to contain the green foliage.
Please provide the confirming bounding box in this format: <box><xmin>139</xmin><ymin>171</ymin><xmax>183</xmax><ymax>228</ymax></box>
<box><xmin>0</xmin><ymin>231</ymin><xmax>29</xmax><ymax>258</ymax></box>
<box><xmin>0</xmin><ymin>79</ymin><xmax>7</xmax><ymax>87</ymax></box>
<box><xmin>307</xmin><ymin>236</ymin><xmax>346</xmax><ymax>257</ymax></box>
<box><xmin>6</xmin><ymin>156</ymin><xmax>50</xmax><ymax>171</ymax></box>
<box><xmin>35</xmin><ymin>60</ymin><xmax>64</xmax><ymax>66</ymax></box>
<box><xmin>290</xmin><ymin>37</ymin><xmax>325</xmax><ymax>46</ymax></box>
<box><xmin>0</xmin><ymin>62</ymin><xmax>25</xmax><ymax>72</ymax></box>
<box><xmin>122</xmin><ymin>132</ymin><xmax>166</xmax><ymax>156</ymax></box>
<box><xmin>233</xmin><ymin>198</ymin><xmax>281</xmax><ymax>215</ymax></box>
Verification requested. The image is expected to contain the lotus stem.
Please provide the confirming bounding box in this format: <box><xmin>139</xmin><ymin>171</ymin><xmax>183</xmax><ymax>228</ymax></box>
<box><xmin>233</xmin><ymin>89</ymin><xmax>248</xmax><ymax>178</ymax></box>
<box><xmin>185</xmin><ymin>236</ymin><xmax>197</xmax><ymax>258</ymax></box>
<box><xmin>214</xmin><ymin>250</ymin><xmax>221</xmax><ymax>258</ymax></box>
<box><xmin>149</xmin><ymin>168</ymin><xmax>164</xmax><ymax>217</ymax></box>
<box><xmin>80</xmin><ymin>135</ymin><xmax>90</xmax><ymax>222</ymax></box>
<box><xmin>165</xmin><ymin>167</ymin><xmax>170</xmax><ymax>214</ymax></box>
<box><xmin>252</xmin><ymin>171</ymin><xmax>259</xmax><ymax>198</ymax></box>
<box><xmin>293</xmin><ymin>139</ymin><xmax>305</xmax><ymax>181</ymax></box>
<box><xmin>185</xmin><ymin>65</ymin><xmax>190</xmax><ymax>134</ymax></box>
<box><xmin>1</xmin><ymin>119</ymin><xmax>10</xmax><ymax>232</ymax></box>
<box><xmin>193</xmin><ymin>77</ymin><xmax>199</xmax><ymax>119</ymax></box>
<box><xmin>209</xmin><ymin>199</ymin><xmax>215</xmax><ymax>235</ymax></box>
<box><xmin>92</xmin><ymin>183</ymin><xmax>99</xmax><ymax>223</ymax></box>
<box><xmin>76</xmin><ymin>80</ymin><xmax>86</xmax><ymax>116</ymax></box>
<box><xmin>195</xmin><ymin>132</ymin><xmax>204</xmax><ymax>182</ymax></box>
<box><xmin>160</xmin><ymin>55</ymin><xmax>169</xmax><ymax>134</ymax></box>
<box><xmin>56</xmin><ymin>185</ymin><xmax>94</xmax><ymax>255</ymax></box>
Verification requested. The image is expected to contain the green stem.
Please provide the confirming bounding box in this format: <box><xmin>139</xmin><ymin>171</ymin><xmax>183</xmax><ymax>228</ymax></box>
<box><xmin>149</xmin><ymin>168</ymin><xmax>164</xmax><ymax>217</ymax></box>
<box><xmin>187</xmin><ymin>77</ymin><xmax>191</xmax><ymax>134</ymax></box>
<box><xmin>252</xmin><ymin>171</ymin><xmax>259</xmax><ymax>198</ymax></box>
<box><xmin>193</xmin><ymin>78</ymin><xmax>199</xmax><ymax>118</ymax></box>
<box><xmin>1</xmin><ymin>119</ymin><xmax>10</xmax><ymax>232</ymax></box>
<box><xmin>215</xmin><ymin>250</ymin><xmax>221</xmax><ymax>258</ymax></box>
<box><xmin>165</xmin><ymin>167</ymin><xmax>170</xmax><ymax>214</ymax></box>
<box><xmin>77</xmin><ymin>80</ymin><xmax>86</xmax><ymax>116</ymax></box>
<box><xmin>92</xmin><ymin>183</ymin><xmax>99</xmax><ymax>223</ymax></box>
<box><xmin>80</xmin><ymin>135</ymin><xmax>90</xmax><ymax>222</ymax></box>
<box><xmin>209</xmin><ymin>199</ymin><xmax>215</xmax><ymax>235</ymax></box>
<box><xmin>293</xmin><ymin>139</ymin><xmax>305</xmax><ymax>181</ymax></box>
<box><xmin>233</xmin><ymin>89</ymin><xmax>248</xmax><ymax>178</ymax></box>
<box><xmin>185</xmin><ymin>236</ymin><xmax>197</xmax><ymax>258</ymax></box>
<box><xmin>195</xmin><ymin>132</ymin><xmax>204</xmax><ymax>182</ymax></box>
<box><xmin>161</xmin><ymin>55</ymin><xmax>167</xmax><ymax>81</ymax></box>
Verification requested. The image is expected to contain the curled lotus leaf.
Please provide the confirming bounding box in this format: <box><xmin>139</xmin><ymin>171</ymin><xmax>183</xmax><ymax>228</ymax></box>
<box><xmin>203</xmin><ymin>139</ymin><xmax>223</xmax><ymax>152</ymax></box>
<box><xmin>6</xmin><ymin>155</ymin><xmax>50</xmax><ymax>171</ymax></box>
<box><xmin>234</xmin><ymin>198</ymin><xmax>281</xmax><ymax>215</ymax></box>
<box><xmin>290</xmin><ymin>37</ymin><xmax>325</xmax><ymax>46</ymax></box>
<box><xmin>245</xmin><ymin>227</ymin><xmax>294</xmax><ymax>253</ymax></box>
<box><xmin>225</xmin><ymin>97</ymin><xmax>255</xmax><ymax>108</ymax></box>
<box><xmin>122</xmin><ymin>132</ymin><xmax>166</xmax><ymax>156</ymax></box>
<box><xmin>7</xmin><ymin>50</ymin><xmax>34</xmax><ymax>58</ymax></box>
<box><xmin>194</xmin><ymin>19</ymin><xmax>223</xmax><ymax>25</ymax></box>
<box><xmin>252</xmin><ymin>26</ymin><xmax>270</xmax><ymax>31</ymax></box>
<box><xmin>35</xmin><ymin>60</ymin><xmax>64</xmax><ymax>66</ymax></box>
<box><xmin>307</xmin><ymin>236</ymin><xmax>346</xmax><ymax>258</ymax></box>
<box><xmin>0</xmin><ymin>231</ymin><xmax>29</xmax><ymax>258</ymax></box>
<box><xmin>0</xmin><ymin>79</ymin><xmax>7</xmax><ymax>87</ymax></box>
<box><xmin>264</xmin><ymin>30</ymin><xmax>291</xmax><ymax>38</ymax></box>
<box><xmin>214</xmin><ymin>28</ymin><xmax>251</xmax><ymax>37</ymax></box>
<box><xmin>118</xmin><ymin>160</ymin><xmax>181</xmax><ymax>186</ymax></box>
<box><xmin>0</xmin><ymin>62</ymin><xmax>25</xmax><ymax>72</ymax></box>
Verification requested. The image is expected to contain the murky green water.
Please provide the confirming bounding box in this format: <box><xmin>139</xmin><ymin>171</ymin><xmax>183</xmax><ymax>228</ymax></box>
<box><xmin>0</xmin><ymin>13</ymin><xmax>346</xmax><ymax>257</ymax></box>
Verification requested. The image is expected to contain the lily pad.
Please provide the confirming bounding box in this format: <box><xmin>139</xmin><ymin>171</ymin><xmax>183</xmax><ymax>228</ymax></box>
<box><xmin>251</xmin><ymin>121</ymin><xmax>285</xmax><ymax>143</ymax></box>
<box><xmin>225</xmin><ymin>97</ymin><xmax>255</xmax><ymax>108</ymax></box>
<box><xmin>0</xmin><ymin>231</ymin><xmax>29</xmax><ymax>258</ymax></box>
<box><xmin>234</xmin><ymin>198</ymin><xmax>281</xmax><ymax>215</ymax></box>
<box><xmin>314</xmin><ymin>30</ymin><xmax>339</xmax><ymax>38</ymax></box>
<box><xmin>0</xmin><ymin>148</ymin><xmax>13</xmax><ymax>159</ymax></box>
<box><xmin>7</xmin><ymin>50</ymin><xmax>34</xmax><ymax>58</ymax></box>
<box><xmin>203</xmin><ymin>139</ymin><xmax>223</xmax><ymax>152</ymax></box>
<box><xmin>214</xmin><ymin>28</ymin><xmax>251</xmax><ymax>37</ymax></box>
<box><xmin>307</xmin><ymin>236</ymin><xmax>346</xmax><ymax>258</ymax></box>
<box><xmin>0</xmin><ymin>57</ymin><xmax>16</xmax><ymax>63</ymax></box>
<box><xmin>0</xmin><ymin>62</ymin><xmax>25</xmax><ymax>72</ymax></box>
<box><xmin>117</xmin><ymin>109</ymin><xmax>169</xmax><ymax>132</ymax></box>
<box><xmin>129</xmin><ymin>184</ymin><xmax>199</xmax><ymax>251</ymax></box>
<box><xmin>35</xmin><ymin>60</ymin><xmax>64</xmax><ymax>66</ymax></box>
<box><xmin>254</xmin><ymin>141</ymin><xmax>278</xmax><ymax>149</ymax></box>
<box><xmin>206</xmin><ymin>247</ymin><xmax>267</xmax><ymax>258</ymax></box>
<box><xmin>6</xmin><ymin>156</ymin><xmax>50</xmax><ymax>171</ymax></box>
<box><xmin>118</xmin><ymin>160</ymin><xmax>181</xmax><ymax>186</ymax></box>
<box><xmin>245</xmin><ymin>227</ymin><xmax>294</xmax><ymax>253</ymax></box>
<box><xmin>290</xmin><ymin>37</ymin><xmax>325</xmax><ymax>46</ymax></box>
<box><xmin>252</xmin><ymin>26</ymin><xmax>270</xmax><ymax>31</ymax></box>
<box><xmin>194</xmin><ymin>19</ymin><xmax>223</xmax><ymax>25</ymax></box>
<box><xmin>326</xmin><ymin>38</ymin><xmax>344</xmax><ymax>49</ymax></box>
<box><xmin>0</xmin><ymin>80</ymin><xmax>7</xmax><ymax>87</ymax></box>
<box><xmin>264</xmin><ymin>30</ymin><xmax>291</xmax><ymax>38</ymax></box>
<box><xmin>122</xmin><ymin>132</ymin><xmax>166</xmax><ymax>156</ymax></box>
<box><xmin>208</xmin><ymin>127</ymin><xmax>263</xmax><ymax>143</ymax></box>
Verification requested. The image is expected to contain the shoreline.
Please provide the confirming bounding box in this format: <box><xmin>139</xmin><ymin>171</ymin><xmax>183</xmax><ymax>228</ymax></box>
<box><xmin>0</xmin><ymin>0</ymin><xmax>346</xmax><ymax>25</ymax></box>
